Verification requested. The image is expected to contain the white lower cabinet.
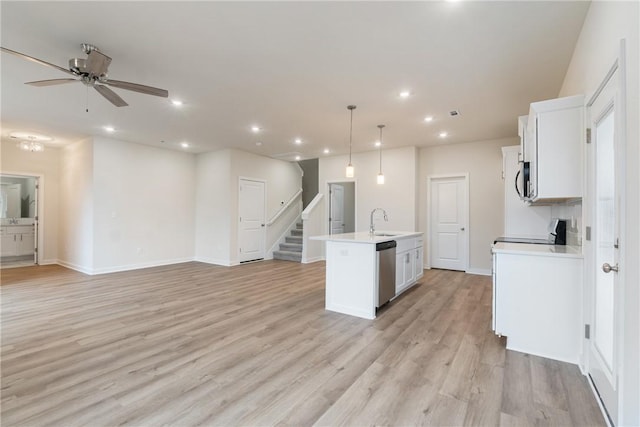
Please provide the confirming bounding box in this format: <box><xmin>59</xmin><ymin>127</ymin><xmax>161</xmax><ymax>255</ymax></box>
<box><xmin>493</xmin><ymin>248</ymin><xmax>582</xmax><ymax>363</ymax></box>
<box><xmin>395</xmin><ymin>236</ymin><xmax>424</xmax><ymax>295</ymax></box>
<box><xmin>1</xmin><ymin>226</ymin><xmax>35</xmax><ymax>257</ymax></box>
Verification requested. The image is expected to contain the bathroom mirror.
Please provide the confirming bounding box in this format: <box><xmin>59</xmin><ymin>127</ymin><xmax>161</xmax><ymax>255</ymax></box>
<box><xmin>0</xmin><ymin>175</ymin><xmax>37</xmax><ymax>218</ymax></box>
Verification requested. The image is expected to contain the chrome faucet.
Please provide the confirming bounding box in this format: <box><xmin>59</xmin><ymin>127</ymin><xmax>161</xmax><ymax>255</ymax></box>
<box><xmin>369</xmin><ymin>208</ymin><xmax>388</xmax><ymax>235</ymax></box>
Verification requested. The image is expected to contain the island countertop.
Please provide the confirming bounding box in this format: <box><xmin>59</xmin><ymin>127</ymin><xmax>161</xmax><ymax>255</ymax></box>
<box><xmin>310</xmin><ymin>231</ymin><xmax>423</xmax><ymax>244</ymax></box>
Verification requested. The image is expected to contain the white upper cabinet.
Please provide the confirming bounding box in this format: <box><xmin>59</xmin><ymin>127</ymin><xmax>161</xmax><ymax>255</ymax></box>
<box><xmin>525</xmin><ymin>95</ymin><xmax>584</xmax><ymax>203</ymax></box>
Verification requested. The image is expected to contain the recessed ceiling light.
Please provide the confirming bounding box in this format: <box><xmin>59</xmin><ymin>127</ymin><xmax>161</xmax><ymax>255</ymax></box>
<box><xmin>439</xmin><ymin>131</ymin><xmax>448</xmax><ymax>138</ymax></box>
<box><xmin>251</xmin><ymin>125</ymin><xmax>261</xmax><ymax>133</ymax></box>
<box><xmin>323</xmin><ymin>148</ymin><xmax>330</xmax><ymax>154</ymax></box>
<box><xmin>256</xmin><ymin>141</ymin><xmax>263</xmax><ymax>146</ymax></box>
<box><xmin>103</xmin><ymin>126</ymin><xmax>115</xmax><ymax>133</ymax></box>
<box><xmin>294</xmin><ymin>138</ymin><xmax>302</xmax><ymax>145</ymax></box>
<box><xmin>180</xmin><ymin>142</ymin><xmax>189</xmax><ymax>148</ymax></box>
<box><xmin>295</xmin><ymin>155</ymin><xmax>301</xmax><ymax>161</ymax></box>
<box><xmin>399</xmin><ymin>90</ymin><xmax>411</xmax><ymax>98</ymax></box>
<box><xmin>375</xmin><ymin>141</ymin><xmax>381</xmax><ymax>147</ymax></box>
<box><xmin>424</xmin><ymin>116</ymin><xmax>434</xmax><ymax>122</ymax></box>
<box><xmin>171</xmin><ymin>99</ymin><xmax>183</xmax><ymax>106</ymax></box>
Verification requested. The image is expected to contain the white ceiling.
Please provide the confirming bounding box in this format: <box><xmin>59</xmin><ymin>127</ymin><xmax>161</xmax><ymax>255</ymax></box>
<box><xmin>0</xmin><ymin>1</ymin><xmax>590</xmax><ymax>159</ymax></box>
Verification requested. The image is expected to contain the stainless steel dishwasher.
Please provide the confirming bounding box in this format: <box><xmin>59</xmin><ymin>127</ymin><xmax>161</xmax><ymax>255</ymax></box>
<box><xmin>376</xmin><ymin>240</ymin><xmax>397</xmax><ymax>308</ymax></box>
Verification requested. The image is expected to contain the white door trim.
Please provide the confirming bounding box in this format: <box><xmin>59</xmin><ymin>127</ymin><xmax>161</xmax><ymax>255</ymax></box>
<box><xmin>325</xmin><ymin>179</ymin><xmax>356</xmax><ymax>235</ymax></box>
<box><xmin>237</xmin><ymin>177</ymin><xmax>267</xmax><ymax>263</ymax></box>
<box><xmin>1</xmin><ymin>171</ymin><xmax>44</xmax><ymax>265</ymax></box>
<box><xmin>426</xmin><ymin>173</ymin><xmax>470</xmax><ymax>271</ymax></box>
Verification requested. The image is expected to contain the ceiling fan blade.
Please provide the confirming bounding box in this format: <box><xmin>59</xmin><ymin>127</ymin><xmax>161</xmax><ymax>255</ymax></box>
<box><xmin>86</xmin><ymin>50</ymin><xmax>111</xmax><ymax>76</ymax></box>
<box><xmin>1</xmin><ymin>46</ymin><xmax>75</xmax><ymax>76</ymax></box>
<box><xmin>105</xmin><ymin>79</ymin><xmax>168</xmax><ymax>98</ymax></box>
<box><xmin>94</xmin><ymin>85</ymin><xmax>128</xmax><ymax>107</ymax></box>
<box><xmin>26</xmin><ymin>78</ymin><xmax>79</xmax><ymax>87</ymax></box>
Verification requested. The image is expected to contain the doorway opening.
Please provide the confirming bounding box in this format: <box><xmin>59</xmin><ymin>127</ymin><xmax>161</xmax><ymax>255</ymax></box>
<box><xmin>1</xmin><ymin>174</ymin><xmax>40</xmax><ymax>268</ymax></box>
<box><xmin>328</xmin><ymin>182</ymin><xmax>355</xmax><ymax>235</ymax></box>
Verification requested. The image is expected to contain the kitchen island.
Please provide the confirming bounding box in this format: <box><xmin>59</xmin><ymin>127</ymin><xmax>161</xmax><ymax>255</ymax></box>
<box><xmin>311</xmin><ymin>231</ymin><xmax>424</xmax><ymax>319</ymax></box>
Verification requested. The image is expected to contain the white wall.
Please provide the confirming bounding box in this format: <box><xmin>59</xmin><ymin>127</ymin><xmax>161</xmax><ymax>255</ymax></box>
<box><xmin>229</xmin><ymin>149</ymin><xmax>303</xmax><ymax>265</ymax></box>
<box><xmin>419</xmin><ymin>138</ymin><xmax>516</xmax><ymax>273</ymax></box>
<box><xmin>195</xmin><ymin>149</ymin><xmax>232</xmax><ymax>265</ymax></box>
<box><xmin>195</xmin><ymin>149</ymin><xmax>303</xmax><ymax>266</ymax></box>
<box><xmin>319</xmin><ymin>146</ymin><xmax>418</xmax><ymax>234</ymax></box>
<box><xmin>91</xmin><ymin>137</ymin><xmax>196</xmax><ymax>274</ymax></box>
<box><xmin>58</xmin><ymin>139</ymin><xmax>94</xmax><ymax>272</ymax></box>
<box><xmin>559</xmin><ymin>2</ymin><xmax>639</xmax><ymax>424</ymax></box>
<box><xmin>0</xmin><ymin>140</ymin><xmax>61</xmax><ymax>264</ymax></box>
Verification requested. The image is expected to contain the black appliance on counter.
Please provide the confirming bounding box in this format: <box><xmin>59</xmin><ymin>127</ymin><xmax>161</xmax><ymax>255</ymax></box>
<box><xmin>550</xmin><ymin>219</ymin><xmax>567</xmax><ymax>245</ymax></box>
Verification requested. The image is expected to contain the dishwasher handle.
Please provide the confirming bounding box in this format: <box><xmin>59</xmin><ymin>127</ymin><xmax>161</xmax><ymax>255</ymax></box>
<box><xmin>376</xmin><ymin>240</ymin><xmax>397</xmax><ymax>251</ymax></box>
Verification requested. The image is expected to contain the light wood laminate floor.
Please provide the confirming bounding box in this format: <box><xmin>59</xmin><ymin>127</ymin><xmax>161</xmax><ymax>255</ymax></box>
<box><xmin>1</xmin><ymin>261</ymin><xmax>604</xmax><ymax>426</ymax></box>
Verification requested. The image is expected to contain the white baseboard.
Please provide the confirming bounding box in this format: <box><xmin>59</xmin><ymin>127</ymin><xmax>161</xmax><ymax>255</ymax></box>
<box><xmin>466</xmin><ymin>268</ymin><xmax>492</xmax><ymax>276</ymax></box>
<box><xmin>57</xmin><ymin>257</ymin><xmax>195</xmax><ymax>275</ymax></box>
<box><xmin>56</xmin><ymin>260</ymin><xmax>93</xmax><ymax>275</ymax></box>
<box><xmin>194</xmin><ymin>256</ymin><xmax>233</xmax><ymax>267</ymax></box>
<box><xmin>39</xmin><ymin>258</ymin><xmax>58</xmax><ymax>266</ymax></box>
<box><xmin>302</xmin><ymin>256</ymin><xmax>325</xmax><ymax>264</ymax></box>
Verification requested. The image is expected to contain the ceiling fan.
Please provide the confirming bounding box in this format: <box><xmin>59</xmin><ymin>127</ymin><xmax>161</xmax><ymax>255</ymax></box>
<box><xmin>0</xmin><ymin>43</ymin><xmax>169</xmax><ymax>107</ymax></box>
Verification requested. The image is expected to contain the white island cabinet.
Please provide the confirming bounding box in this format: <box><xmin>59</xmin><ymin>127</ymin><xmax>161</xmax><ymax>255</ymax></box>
<box><xmin>311</xmin><ymin>232</ymin><xmax>424</xmax><ymax>319</ymax></box>
<box><xmin>492</xmin><ymin>242</ymin><xmax>583</xmax><ymax>363</ymax></box>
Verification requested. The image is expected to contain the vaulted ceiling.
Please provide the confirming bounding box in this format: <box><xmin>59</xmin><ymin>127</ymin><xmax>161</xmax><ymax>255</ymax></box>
<box><xmin>1</xmin><ymin>1</ymin><xmax>590</xmax><ymax>159</ymax></box>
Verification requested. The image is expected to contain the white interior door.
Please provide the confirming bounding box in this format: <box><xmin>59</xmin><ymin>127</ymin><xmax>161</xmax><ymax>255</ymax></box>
<box><xmin>238</xmin><ymin>179</ymin><xmax>265</xmax><ymax>262</ymax></box>
<box><xmin>430</xmin><ymin>175</ymin><xmax>468</xmax><ymax>271</ymax></box>
<box><xmin>588</xmin><ymin>67</ymin><xmax>621</xmax><ymax>424</ymax></box>
<box><xmin>329</xmin><ymin>184</ymin><xmax>345</xmax><ymax>235</ymax></box>
<box><xmin>33</xmin><ymin>178</ymin><xmax>39</xmax><ymax>264</ymax></box>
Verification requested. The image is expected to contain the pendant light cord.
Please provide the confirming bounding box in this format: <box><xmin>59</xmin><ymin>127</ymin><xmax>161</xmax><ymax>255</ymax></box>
<box><xmin>378</xmin><ymin>124</ymin><xmax>385</xmax><ymax>173</ymax></box>
<box><xmin>347</xmin><ymin>105</ymin><xmax>356</xmax><ymax>165</ymax></box>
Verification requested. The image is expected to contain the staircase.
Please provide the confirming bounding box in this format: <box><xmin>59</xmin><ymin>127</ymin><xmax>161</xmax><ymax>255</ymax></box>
<box><xmin>273</xmin><ymin>223</ymin><xmax>303</xmax><ymax>262</ymax></box>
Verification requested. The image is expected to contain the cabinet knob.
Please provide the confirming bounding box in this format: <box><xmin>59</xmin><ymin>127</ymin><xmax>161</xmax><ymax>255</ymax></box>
<box><xmin>460</xmin><ymin>227</ymin><xmax>465</xmax><ymax>231</ymax></box>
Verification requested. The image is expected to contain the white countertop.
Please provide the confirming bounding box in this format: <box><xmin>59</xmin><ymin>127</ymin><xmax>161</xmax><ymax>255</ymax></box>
<box><xmin>492</xmin><ymin>242</ymin><xmax>583</xmax><ymax>258</ymax></box>
<box><xmin>311</xmin><ymin>231</ymin><xmax>423</xmax><ymax>244</ymax></box>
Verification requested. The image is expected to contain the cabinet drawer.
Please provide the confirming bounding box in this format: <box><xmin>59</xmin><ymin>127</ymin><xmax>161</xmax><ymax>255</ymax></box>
<box><xmin>396</xmin><ymin>238</ymin><xmax>413</xmax><ymax>253</ymax></box>
<box><xmin>6</xmin><ymin>226</ymin><xmax>32</xmax><ymax>234</ymax></box>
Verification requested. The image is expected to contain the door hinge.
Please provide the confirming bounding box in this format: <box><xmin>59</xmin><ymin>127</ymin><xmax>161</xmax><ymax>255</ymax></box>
<box><xmin>34</xmin><ymin>247</ymin><xmax>38</xmax><ymax>253</ymax></box>
<box><xmin>585</xmin><ymin>226</ymin><xmax>591</xmax><ymax>241</ymax></box>
<box><xmin>614</xmin><ymin>238</ymin><xmax>619</xmax><ymax>249</ymax></box>
<box><xmin>586</xmin><ymin>128</ymin><xmax>592</xmax><ymax>144</ymax></box>
<box><xmin>239</xmin><ymin>217</ymin><xmax>242</xmax><ymax>222</ymax></box>
<box><xmin>585</xmin><ymin>324</ymin><xmax>591</xmax><ymax>339</ymax></box>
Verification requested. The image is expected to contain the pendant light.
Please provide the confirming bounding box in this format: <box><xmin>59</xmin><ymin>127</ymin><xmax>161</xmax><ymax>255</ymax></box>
<box><xmin>346</xmin><ymin>105</ymin><xmax>356</xmax><ymax>178</ymax></box>
<box><xmin>377</xmin><ymin>124</ymin><xmax>385</xmax><ymax>184</ymax></box>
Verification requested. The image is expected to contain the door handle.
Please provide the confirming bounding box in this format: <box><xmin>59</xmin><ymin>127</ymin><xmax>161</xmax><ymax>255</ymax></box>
<box><xmin>602</xmin><ymin>263</ymin><xmax>619</xmax><ymax>273</ymax></box>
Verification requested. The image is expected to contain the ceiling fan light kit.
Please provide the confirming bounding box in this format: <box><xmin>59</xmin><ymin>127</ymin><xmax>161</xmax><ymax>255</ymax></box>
<box><xmin>0</xmin><ymin>43</ymin><xmax>169</xmax><ymax>108</ymax></box>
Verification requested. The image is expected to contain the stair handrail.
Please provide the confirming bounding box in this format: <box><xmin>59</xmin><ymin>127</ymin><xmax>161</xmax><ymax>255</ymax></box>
<box><xmin>267</xmin><ymin>189</ymin><xmax>303</xmax><ymax>226</ymax></box>
<box><xmin>301</xmin><ymin>193</ymin><xmax>323</xmax><ymax>220</ymax></box>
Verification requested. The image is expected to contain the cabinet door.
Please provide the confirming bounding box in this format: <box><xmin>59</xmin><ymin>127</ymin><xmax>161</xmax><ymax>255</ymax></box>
<box><xmin>16</xmin><ymin>233</ymin><xmax>34</xmax><ymax>256</ymax></box>
<box><xmin>395</xmin><ymin>252</ymin><xmax>406</xmax><ymax>292</ymax></box>
<box><xmin>1</xmin><ymin>234</ymin><xmax>17</xmax><ymax>256</ymax></box>
<box><xmin>415</xmin><ymin>247</ymin><xmax>424</xmax><ymax>279</ymax></box>
<box><xmin>404</xmin><ymin>251</ymin><xmax>416</xmax><ymax>285</ymax></box>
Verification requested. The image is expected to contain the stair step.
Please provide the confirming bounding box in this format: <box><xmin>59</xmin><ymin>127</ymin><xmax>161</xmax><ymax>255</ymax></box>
<box><xmin>273</xmin><ymin>250</ymin><xmax>302</xmax><ymax>262</ymax></box>
<box><xmin>280</xmin><ymin>242</ymin><xmax>302</xmax><ymax>252</ymax></box>
<box><xmin>291</xmin><ymin>229</ymin><xmax>303</xmax><ymax>236</ymax></box>
<box><xmin>285</xmin><ymin>236</ymin><xmax>302</xmax><ymax>244</ymax></box>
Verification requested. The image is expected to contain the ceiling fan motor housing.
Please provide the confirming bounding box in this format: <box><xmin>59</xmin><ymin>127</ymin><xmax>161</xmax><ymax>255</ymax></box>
<box><xmin>69</xmin><ymin>58</ymin><xmax>87</xmax><ymax>75</ymax></box>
